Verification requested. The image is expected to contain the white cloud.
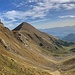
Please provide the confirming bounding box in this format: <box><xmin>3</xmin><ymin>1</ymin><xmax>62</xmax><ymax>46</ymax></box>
<box><xmin>59</xmin><ymin>15</ymin><xmax>75</xmax><ymax>18</ymax></box>
<box><xmin>30</xmin><ymin>19</ymin><xmax>48</xmax><ymax>23</ymax></box>
<box><xmin>38</xmin><ymin>19</ymin><xmax>75</xmax><ymax>29</ymax></box>
<box><xmin>0</xmin><ymin>16</ymin><xmax>16</xmax><ymax>29</ymax></box>
<box><xmin>0</xmin><ymin>0</ymin><xmax>75</xmax><ymax>29</ymax></box>
<box><xmin>3</xmin><ymin>10</ymin><xmax>19</xmax><ymax>21</ymax></box>
<box><xmin>28</xmin><ymin>0</ymin><xmax>75</xmax><ymax>3</ymax></box>
<box><xmin>50</xmin><ymin>0</ymin><xmax>75</xmax><ymax>3</ymax></box>
<box><xmin>14</xmin><ymin>0</ymin><xmax>75</xmax><ymax>11</ymax></box>
<box><xmin>12</xmin><ymin>0</ymin><xmax>75</xmax><ymax>16</ymax></box>
<box><xmin>0</xmin><ymin>9</ymin><xmax>47</xmax><ymax>29</ymax></box>
<box><xmin>1</xmin><ymin>10</ymin><xmax>46</xmax><ymax>21</ymax></box>
<box><xmin>3</xmin><ymin>3</ymin><xmax>75</xmax><ymax>22</ymax></box>
<box><xmin>62</xmin><ymin>4</ymin><xmax>75</xmax><ymax>10</ymax></box>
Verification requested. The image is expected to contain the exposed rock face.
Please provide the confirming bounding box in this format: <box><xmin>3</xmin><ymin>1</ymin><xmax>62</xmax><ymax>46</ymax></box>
<box><xmin>0</xmin><ymin>22</ymin><xmax>4</xmax><ymax>26</ymax></box>
<box><xmin>13</xmin><ymin>32</ymin><xmax>27</xmax><ymax>45</ymax></box>
<box><xmin>0</xmin><ymin>38</ymin><xmax>10</xmax><ymax>50</ymax></box>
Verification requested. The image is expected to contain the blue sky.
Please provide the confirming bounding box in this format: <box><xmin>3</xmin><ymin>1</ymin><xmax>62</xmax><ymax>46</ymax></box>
<box><xmin>0</xmin><ymin>0</ymin><xmax>75</xmax><ymax>29</ymax></box>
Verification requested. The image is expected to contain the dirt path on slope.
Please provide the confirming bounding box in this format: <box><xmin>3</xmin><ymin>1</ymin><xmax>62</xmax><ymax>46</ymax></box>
<box><xmin>50</xmin><ymin>70</ymin><xmax>60</xmax><ymax>75</ymax></box>
<box><xmin>46</xmin><ymin>70</ymin><xmax>60</xmax><ymax>75</ymax></box>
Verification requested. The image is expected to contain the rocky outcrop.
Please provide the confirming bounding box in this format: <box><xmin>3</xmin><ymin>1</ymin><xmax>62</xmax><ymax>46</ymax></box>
<box><xmin>0</xmin><ymin>22</ymin><xmax>4</xmax><ymax>26</ymax></box>
<box><xmin>0</xmin><ymin>38</ymin><xmax>10</xmax><ymax>51</ymax></box>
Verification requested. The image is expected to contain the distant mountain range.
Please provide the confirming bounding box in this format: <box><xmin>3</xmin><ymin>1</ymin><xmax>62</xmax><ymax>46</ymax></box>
<box><xmin>40</xmin><ymin>26</ymin><xmax>75</xmax><ymax>39</ymax></box>
<box><xmin>63</xmin><ymin>33</ymin><xmax>75</xmax><ymax>42</ymax></box>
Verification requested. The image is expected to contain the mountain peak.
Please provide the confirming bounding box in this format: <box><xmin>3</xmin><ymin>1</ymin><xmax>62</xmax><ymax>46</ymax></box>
<box><xmin>13</xmin><ymin>22</ymin><xmax>41</xmax><ymax>35</ymax></box>
<box><xmin>22</xmin><ymin>22</ymin><xmax>30</xmax><ymax>24</ymax></box>
<box><xmin>13</xmin><ymin>22</ymin><xmax>36</xmax><ymax>31</ymax></box>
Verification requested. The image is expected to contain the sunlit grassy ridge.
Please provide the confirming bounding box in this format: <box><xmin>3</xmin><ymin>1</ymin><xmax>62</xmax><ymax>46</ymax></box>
<box><xmin>0</xmin><ymin>54</ymin><xmax>52</xmax><ymax>75</ymax></box>
<box><xmin>0</xmin><ymin>22</ymin><xmax>75</xmax><ymax>75</ymax></box>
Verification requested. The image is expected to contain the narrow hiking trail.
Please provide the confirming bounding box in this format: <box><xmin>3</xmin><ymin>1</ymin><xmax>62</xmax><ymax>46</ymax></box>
<box><xmin>50</xmin><ymin>70</ymin><xmax>60</xmax><ymax>75</ymax></box>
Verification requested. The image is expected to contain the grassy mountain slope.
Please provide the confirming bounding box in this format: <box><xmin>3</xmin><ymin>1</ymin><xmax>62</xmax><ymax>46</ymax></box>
<box><xmin>0</xmin><ymin>22</ymin><xmax>75</xmax><ymax>75</ymax></box>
